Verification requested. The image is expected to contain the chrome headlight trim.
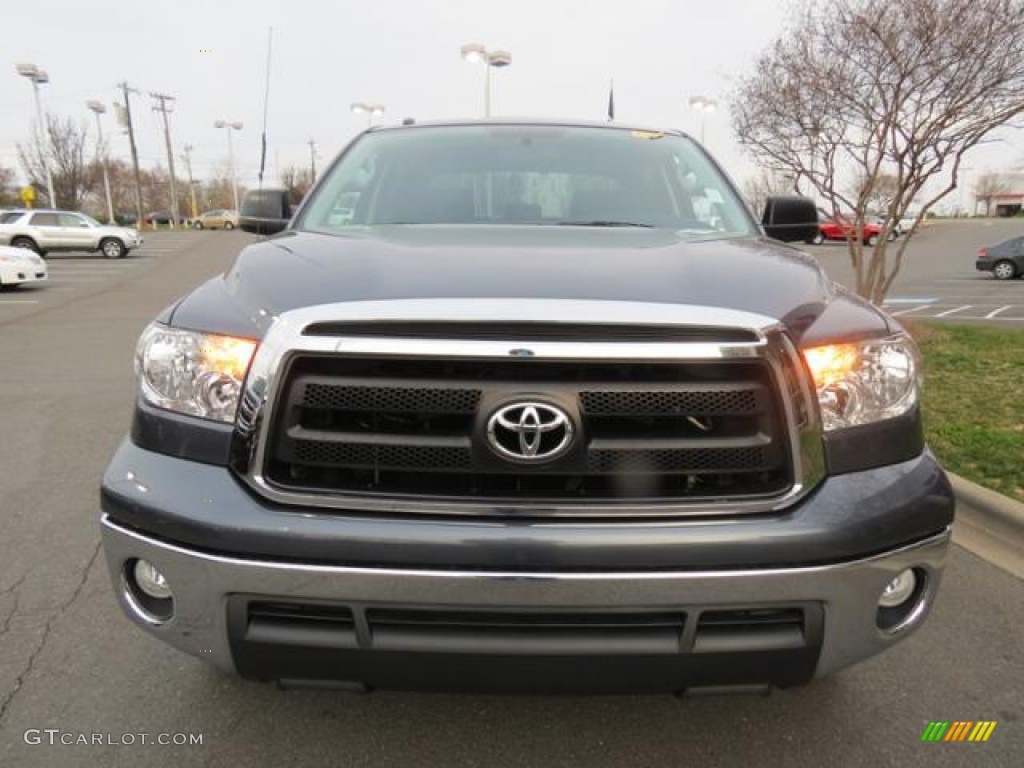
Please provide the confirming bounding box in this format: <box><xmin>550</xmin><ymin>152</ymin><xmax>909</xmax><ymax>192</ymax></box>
<box><xmin>135</xmin><ymin>323</ymin><xmax>257</xmax><ymax>424</ymax></box>
<box><xmin>802</xmin><ymin>334</ymin><xmax>920</xmax><ymax>432</ymax></box>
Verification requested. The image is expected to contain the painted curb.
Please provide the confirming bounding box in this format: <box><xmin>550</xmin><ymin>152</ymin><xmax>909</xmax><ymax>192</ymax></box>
<box><xmin>949</xmin><ymin>473</ymin><xmax>1024</xmax><ymax>535</ymax></box>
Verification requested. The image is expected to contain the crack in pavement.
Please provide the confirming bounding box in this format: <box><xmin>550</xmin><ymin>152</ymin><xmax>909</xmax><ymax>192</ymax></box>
<box><xmin>0</xmin><ymin>540</ymin><xmax>102</xmax><ymax>723</ymax></box>
<box><xmin>0</xmin><ymin>592</ymin><xmax>22</xmax><ymax>639</ymax></box>
<box><xmin>0</xmin><ymin>574</ymin><xmax>28</xmax><ymax>596</ymax></box>
<box><xmin>0</xmin><ymin>573</ymin><xmax>28</xmax><ymax>637</ymax></box>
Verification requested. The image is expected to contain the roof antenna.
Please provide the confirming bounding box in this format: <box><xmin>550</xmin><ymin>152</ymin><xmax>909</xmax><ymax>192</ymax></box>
<box><xmin>258</xmin><ymin>27</ymin><xmax>273</xmax><ymax>189</ymax></box>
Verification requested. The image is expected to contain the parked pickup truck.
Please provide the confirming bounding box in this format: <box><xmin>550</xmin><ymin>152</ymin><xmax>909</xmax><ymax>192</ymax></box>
<box><xmin>100</xmin><ymin>120</ymin><xmax>953</xmax><ymax>695</ymax></box>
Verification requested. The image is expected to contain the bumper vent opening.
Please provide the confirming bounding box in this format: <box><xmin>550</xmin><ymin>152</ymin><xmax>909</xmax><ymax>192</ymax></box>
<box><xmin>246</xmin><ymin>601</ymin><xmax>357</xmax><ymax>649</ymax></box>
<box><xmin>366</xmin><ymin>608</ymin><xmax>686</xmax><ymax>655</ymax></box>
<box><xmin>694</xmin><ymin>608</ymin><xmax>807</xmax><ymax>653</ymax></box>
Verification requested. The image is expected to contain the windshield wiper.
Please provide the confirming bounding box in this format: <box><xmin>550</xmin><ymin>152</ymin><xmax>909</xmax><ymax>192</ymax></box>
<box><xmin>556</xmin><ymin>220</ymin><xmax>654</xmax><ymax>228</ymax></box>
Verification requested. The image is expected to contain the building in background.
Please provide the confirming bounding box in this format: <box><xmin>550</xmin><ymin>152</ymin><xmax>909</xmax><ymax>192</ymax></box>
<box><xmin>977</xmin><ymin>171</ymin><xmax>1024</xmax><ymax>217</ymax></box>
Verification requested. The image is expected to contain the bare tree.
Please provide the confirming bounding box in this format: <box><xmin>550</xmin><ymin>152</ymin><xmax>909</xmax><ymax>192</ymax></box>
<box><xmin>732</xmin><ymin>0</ymin><xmax>1024</xmax><ymax>303</ymax></box>
<box><xmin>17</xmin><ymin>114</ymin><xmax>96</xmax><ymax>210</ymax></box>
<box><xmin>847</xmin><ymin>172</ymin><xmax>900</xmax><ymax>214</ymax></box>
<box><xmin>200</xmin><ymin>174</ymin><xmax>244</xmax><ymax>211</ymax></box>
<box><xmin>0</xmin><ymin>164</ymin><xmax>19</xmax><ymax>207</ymax></box>
<box><xmin>280</xmin><ymin>165</ymin><xmax>313</xmax><ymax>205</ymax></box>
<box><xmin>973</xmin><ymin>172</ymin><xmax>1009</xmax><ymax>216</ymax></box>
<box><xmin>742</xmin><ymin>169</ymin><xmax>795</xmax><ymax>215</ymax></box>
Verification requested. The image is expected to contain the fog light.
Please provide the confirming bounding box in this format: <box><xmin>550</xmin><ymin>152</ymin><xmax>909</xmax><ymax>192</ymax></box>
<box><xmin>879</xmin><ymin>568</ymin><xmax>916</xmax><ymax>608</ymax></box>
<box><xmin>133</xmin><ymin>559</ymin><xmax>172</xmax><ymax>599</ymax></box>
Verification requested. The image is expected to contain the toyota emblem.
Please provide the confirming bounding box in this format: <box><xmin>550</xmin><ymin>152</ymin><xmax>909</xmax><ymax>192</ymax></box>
<box><xmin>486</xmin><ymin>402</ymin><xmax>575</xmax><ymax>462</ymax></box>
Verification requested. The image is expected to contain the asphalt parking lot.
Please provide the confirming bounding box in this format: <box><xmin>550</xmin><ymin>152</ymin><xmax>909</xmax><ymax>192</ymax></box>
<box><xmin>807</xmin><ymin>218</ymin><xmax>1024</xmax><ymax>324</ymax></box>
<box><xmin>0</xmin><ymin>227</ymin><xmax>1021</xmax><ymax>767</ymax></box>
<box><xmin>0</xmin><ymin>232</ymin><xmax>199</xmax><ymax>318</ymax></box>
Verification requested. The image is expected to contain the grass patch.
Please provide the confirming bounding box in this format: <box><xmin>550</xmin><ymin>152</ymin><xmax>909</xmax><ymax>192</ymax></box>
<box><xmin>908</xmin><ymin>322</ymin><xmax>1024</xmax><ymax>502</ymax></box>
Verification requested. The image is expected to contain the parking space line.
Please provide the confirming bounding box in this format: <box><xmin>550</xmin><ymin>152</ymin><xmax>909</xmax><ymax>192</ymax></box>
<box><xmin>891</xmin><ymin>304</ymin><xmax>934</xmax><ymax>316</ymax></box>
<box><xmin>938</xmin><ymin>315</ymin><xmax>1024</xmax><ymax>322</ymax></box>
<box><xmin>984</xmin><ymin>306</ymin><xmax>1013</xmax><ymax>319</ymax></box>
<box><xmin>46</xmin><ymin>269</ymin><xmax>137</xmax><ymax>275</ymax></box>
<box><xmin>0</xmin><ymin>300</ymin><xmax>39</xmax><ymax>305</ymax></box>
<box><xmin>47</xmin><ymin>261</ymin><xmax>140</xmax><ymax>267</ymax></box>
<box><xmin>934</xmin><ymin>305</ymin><xmax>972</xmax><ymax>317</ymax></box>
<box><xmin>47</xmin><ymin>267</ymin><xmax>138</xmax><ymax>273</ymax></box>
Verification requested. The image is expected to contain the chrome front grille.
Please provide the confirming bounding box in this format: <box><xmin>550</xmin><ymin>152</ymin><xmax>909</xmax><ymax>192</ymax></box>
<box><xmin>230</xmin><ymin>299</ymin><xmax>825</xmax><ymax>518</ymax></box>
<box><xmin>261</xmin><ymin>354</ymin><xmax>790</xmax><ymax>504</ymax></box>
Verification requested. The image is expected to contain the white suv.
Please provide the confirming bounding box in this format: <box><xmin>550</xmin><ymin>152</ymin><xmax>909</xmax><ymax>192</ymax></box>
<box><xmin>0</xmin><ymin>209</ymin><xmax>143</xmax><ymax>259</ymax></box>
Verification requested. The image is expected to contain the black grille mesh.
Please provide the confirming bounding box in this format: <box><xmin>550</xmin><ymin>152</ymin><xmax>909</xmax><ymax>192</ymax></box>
<box><xmin>581</xmin><ymin>389</ymin><xmax>758</xmax><ymax>415</ymax></box>
<box><xmin>588</xmin><ymin>447</ymin><xmax>767</xmax><ymax>473</ymax></box>
<box><xmin>303</xmin><ymin>384</ymin><xmax>481</xmax><ymax>413</ymax></box>
<box><xmin>293</xmin><ymin>439</ymin><xmax>473</xmax><ymax>470</ymax></box>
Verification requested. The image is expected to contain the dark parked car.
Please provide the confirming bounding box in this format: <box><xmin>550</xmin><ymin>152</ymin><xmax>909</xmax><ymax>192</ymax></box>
<box><xmin>142</xmin><ymin>210</ymin><xmax>183</xmax><ymax>227</ymax></box>
<box><xmin>100</xmin><ymin>120</ymin><xmax>953</xmax><ymax>695</ymax></box>
<box><xmin>976</xmin><ymin>235</ymin><xmax>1024</xmax><ymax>280</ymax></box>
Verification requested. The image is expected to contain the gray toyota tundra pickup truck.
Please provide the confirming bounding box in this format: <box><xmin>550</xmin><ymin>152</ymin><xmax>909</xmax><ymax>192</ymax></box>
<box><xmin>100</xmin><ymin>120</ymin><xmax>954</xmax><ymax>694</ymax></box>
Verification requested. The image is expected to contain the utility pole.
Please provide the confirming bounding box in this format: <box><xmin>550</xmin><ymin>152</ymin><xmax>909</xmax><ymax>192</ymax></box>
<box><xmin>151</xmin><ymin>92</ymin><xmax>180</xmax><ymax>228</ymax></box>
<box><xmin>118</xmin><ymin>82</ymin><xmax>144</xmax><ymax>228</ymax></box>
<box><xmin>181</xmin><ymin>144</ymin><xmax>198</xmax><ymax>220</ymax></box>
<box><xmin>307</xmin><ymin>139</ymin><xmax>317</xmax><ymax>182</ymax></box>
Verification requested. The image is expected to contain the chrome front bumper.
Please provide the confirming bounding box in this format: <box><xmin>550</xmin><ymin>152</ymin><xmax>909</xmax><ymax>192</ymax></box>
<box><xmin>101</xmin><ymin>515</ymin><xmax>950</xmax><ymax>687</ymax></box>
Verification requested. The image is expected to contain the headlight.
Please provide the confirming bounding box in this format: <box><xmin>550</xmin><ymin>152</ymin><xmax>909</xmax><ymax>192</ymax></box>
<box><xmin>802</xmin><ymin>334</ymin><xmax>919</xmax><ymax>431</ymax></box>
<box><xmin>135</xmin><ymin>323</ymin><xmax>257</xmax><ymax>423</ymax></box>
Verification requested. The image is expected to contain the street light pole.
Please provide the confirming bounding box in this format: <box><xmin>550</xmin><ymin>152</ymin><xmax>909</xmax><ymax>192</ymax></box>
<box><xmin>688</xmin><ymin>95</ymin><xmax>718</xmax><ymax>145</ymax></box>
<box><xmin>350</xmin><ymin>103</ymin><xmax>385</xmax><ymax>128</ymax></box>
<box><xmin>16</xmin><ymin>63</ymin><xmax>57</xmax><ymax>207</ymax></box>
<box><xmin>214</xmin><ymin>120</ymin><xmax>243</xmax><ymax>211</ymax></box>
<box><xmin>460</xmin><ymin>44</ymin><xmax>511</xmax><ymax>117</ymax></box>
<box><xmin>86</xmin><ymin>101</ymin><xmax>115</xmax><ymax>224</ymax></box>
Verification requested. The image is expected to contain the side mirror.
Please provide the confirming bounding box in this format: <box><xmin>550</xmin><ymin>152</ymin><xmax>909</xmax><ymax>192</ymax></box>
<box><xmin>762</xmin><ymin>196</ymin><xmax>820</xmax><ymax>243</ymax></box>
<box><xmin>239</xmin><ymin>188</ymin><xmax>292</xmax><ymax>235</ymax></box>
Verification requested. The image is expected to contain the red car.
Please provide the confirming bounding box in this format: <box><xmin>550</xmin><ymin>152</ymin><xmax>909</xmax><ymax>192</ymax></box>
<box><xmin>808</xmin><ymin>213</ymin><xmax>885</xmax><ymax>246</ymax></box>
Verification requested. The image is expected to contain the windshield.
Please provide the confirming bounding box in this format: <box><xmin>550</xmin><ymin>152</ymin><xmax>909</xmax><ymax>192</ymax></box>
<box><xmin>296</xmin><ymin>125</ymin><xmax>757</xmax><ymax>238</ymax></box>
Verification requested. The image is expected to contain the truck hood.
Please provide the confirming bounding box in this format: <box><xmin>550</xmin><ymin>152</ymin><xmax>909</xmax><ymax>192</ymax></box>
<box><xmin>170</xmin><ymin>226</ymin><xmax>890</xmax><ymax>344</ymax></box>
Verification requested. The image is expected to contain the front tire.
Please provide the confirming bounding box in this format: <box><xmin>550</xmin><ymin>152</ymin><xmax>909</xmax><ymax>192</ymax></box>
<box><xmin>11</xmin><ymin>236</ymin><xmax>40</xmax><ymax>254</ymax></box>
<box><xmin>812</xmin><ymin>232</ymin><xmax>825</xmax><ymax>245</ymax></box>
<box><xmin>224</xmin><ymin>221</ymin><xmax>235</xmax><ymax>230</ymax></box>
<box><xmin>193</xmin><ymin>221</ymin><xmax>203</xmax><ymax>230</ymax></box>
<box><xmin>100</xmin><ymin>238</ymin><xmax>126</xmax><ymax>259</ymax></box>
<box><xmin>865</xmin><ymin>234</ymin><xmax>879</xmax><ymax>247</ymax></box>
<box><xmin>993</xmin><ymin>260</ymin><xmax>1017</xmax><ymax>280</ymax></box>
